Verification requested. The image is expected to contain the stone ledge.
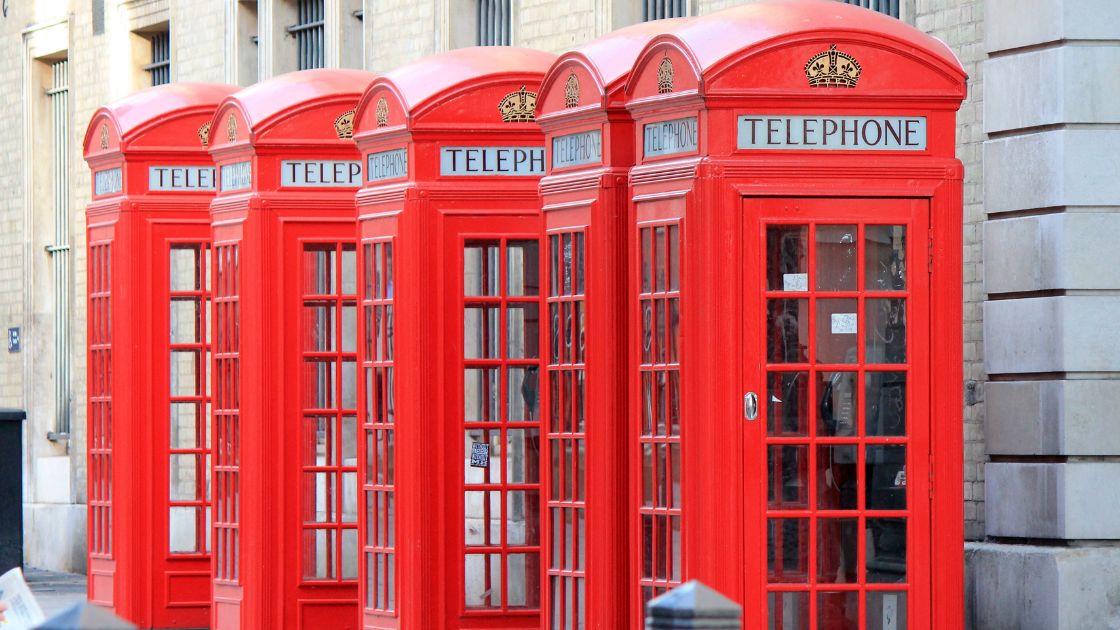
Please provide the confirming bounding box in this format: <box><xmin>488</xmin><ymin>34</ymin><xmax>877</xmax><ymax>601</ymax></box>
<box><xmin>984</xmin><ymin>296</ymin><xmax>1120</xmax><ymax>374</ymax></box>
<box><xmin>966</xmin><ymin>541</ymin><xmax>1120</xmax><ymax>630</ymax></box>
<box><xmin>984</xmin><ymin>213</ymin><xmax>1120</xmax><ymax>293</ymax></box>
<box><xmin>985</xmin><ymin>462</ymin><xmax>1120</xmax><ymax>539</ymax></box>
<box><xmin>984</xmin><ymin>129</ymin><xmax>1120</xmax><ymax>214</ymax></box>
<box><xmin>986</xmin><ymin>0</ymin><xmax>1120</xmax><ymax>53</ymax></box>
<box><xmin>987</xmin><ymin>380</ymin><xmax>1120</xmax><ymax>455</ymax></box>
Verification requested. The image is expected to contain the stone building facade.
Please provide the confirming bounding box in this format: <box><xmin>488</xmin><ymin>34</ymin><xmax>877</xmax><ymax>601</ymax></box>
<box><xmin>0</xmin><ymin>0</ymin><xmax>1111</xmax><ymax>625</ymax></box>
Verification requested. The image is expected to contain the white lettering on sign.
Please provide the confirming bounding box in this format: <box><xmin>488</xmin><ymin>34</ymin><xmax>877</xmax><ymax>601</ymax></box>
<box><xmin>831</xmin><ymin>313</ymin><xmax>858</xmax><ymax>335</ymax></box>
<box><xmin>643</xmin><ymin>117</ymin><xmax>698</xmax><ymax>158</ymax></box>
<box><xmin>281</xmin><ymin>160</ymin><xmax>362</xmax><ymax>188</ymax></box>
<box><xmin>220</xmin><ymin>161</ymin><xmax>252</xmax><ymax>191</ymax></box>
<box><xmin>148</xmin><ymin>166</ymin><xmax>216</xmax><ymax>191</ymax></box>
<box><xmin>738</xmin><ymin>115</ymin><xmax>927</xmax><ymax>151</ymax></box>
<box><xmin>94</xmin><ymin>168</ymin><xmax>122</xmax><ymax>196</ymax></box>
<box><xmin>440</xmin><ymin>146</ymin><xmax>546</xmax><ymax>176</ymax></box>
<box><xmin>551</xmin><ymin>130</ymin><xmax>602</xmax><ymax>169</ymax></box>
<box><xmin>367</xmin><ymin>149</ymin><xmax>408</xmax><ymax>182</ymax></box>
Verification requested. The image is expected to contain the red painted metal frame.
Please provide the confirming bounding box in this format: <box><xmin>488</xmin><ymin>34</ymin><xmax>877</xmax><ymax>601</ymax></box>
<box><xmin>82</xmin><ymin>83</ymin><xmax>236</xmax><ymax>629</ymax></box>
<box><xmin>205</xmin><ymin>68</ymin><xmax>375</xmax><ymax>630</ymax></box>
<box><xmin>620</xmin><ymin>2</ymin><xmax>966</xmax><ymax>628</ymax></box>
<box><xmin>352</xmin><ymin>47</ymin><xmax>556</xmax><ymax>630</ymax></box>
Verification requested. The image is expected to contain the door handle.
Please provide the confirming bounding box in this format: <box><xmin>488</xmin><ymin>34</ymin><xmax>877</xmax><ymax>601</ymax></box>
<box><xmin>744</xmin><ymin>392</ymin><xmax>759</xmax><ymax>421</ymax></box>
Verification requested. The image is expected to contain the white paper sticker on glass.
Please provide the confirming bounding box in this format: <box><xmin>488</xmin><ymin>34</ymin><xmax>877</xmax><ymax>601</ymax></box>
<box><xmin>831</xmin><ymin>313</ymin><xmax>857</xmax><ymax>335</ymax></box>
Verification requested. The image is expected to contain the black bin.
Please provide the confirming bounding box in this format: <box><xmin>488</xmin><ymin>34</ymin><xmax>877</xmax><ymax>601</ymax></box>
<box><xmin>0</xmin><ymin>408</ymin><xmax>25</xmax><ymax>573</ymax></box>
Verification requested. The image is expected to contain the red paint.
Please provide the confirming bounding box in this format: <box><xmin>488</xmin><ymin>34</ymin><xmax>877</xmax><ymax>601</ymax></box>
<box><xmin>351</xmin><ymin>47</ymin><xmax>556</xmax><ymax>629</ymax></box>
<box><xmin>205</xmin><ymin>68</ymin><xmax>376</xmax><ymax>630</ymax></box>
<box><xmin>83</xmin><ymin>82</ymin><xmax>237</xmax><ymax>628</ymax></box>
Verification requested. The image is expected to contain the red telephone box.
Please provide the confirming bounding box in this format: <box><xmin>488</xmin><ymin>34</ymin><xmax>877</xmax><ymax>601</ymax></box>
<box><xmin>350</xmin><ymin>46</ymin><xmax>555</xmax><ymax>629</ymax></box>
<box><xmin>533</xmin><ymin>19</ymin><xmax>689</xmax><ymax>628</ymax></box>
<box><xmin>621</xmin><ymin>2</ymin><xmax>966</xmax><ymax>628</ymax></box>
<box><xmin>204</xmin><ymin>68</ymin><xmax>375</xmax><ymax>630</ymax></box>
<box><xmin>82</xmin><ymin>82</ymin><xmax>236</xmax><ymax>628</ymax></box>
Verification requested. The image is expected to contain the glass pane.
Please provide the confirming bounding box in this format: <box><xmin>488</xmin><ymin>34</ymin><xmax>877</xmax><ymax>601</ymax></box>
<box><xmin>170</xmin><ymin>246</ymin><xmax>200</xmax><ymax>291</ymax></box>
<box><xmin>768</xmin><ymin>518</ymin><xmax>808</xmax><ymax>583</ymax></box>
<box><xmin>768</xmin><ymin>371</ymin><xmax>808</xmax><ymax>436</ymax></box>
<box><xmin>816</xmin><ymin>225</ymin><xmax>857</xmax><ymax>291</ymax></box>
<box><xmin>817</xmin><ymin>445</ymin><xmax>857</xmax><ymax>510</ymax></box>
<box><xmin>464</xmin><ymin>242</ymin><xmax>500</xmax><ymax>297</ymax></box>
<box><xmin>549</xmin><ymin>235</ymin><xmax>560</xmax><ymax>297</ymax></box>
<box><xmin>641</xmin><ymin>300</ymin><xmax>653</xmax><ymax>363</ymax></box>
<box><xmin>341</xmin><ymin>247</ymin><xmax>356</xmax><ymax>295</ymax></box>
<box><xmin>170</xmin><ymin>298</ymin><xmax>201</xmax><ymax>343</ymax></box>
<box><xmin>668</xmin><ymin>298</ymin><xmax>680</xmax><ymax>363</ymax></box>
<box><xmin>303</xmin><ymin>473</ymin><xmax>335</xmax><ymax>522</ymax></box>
<box><xmin>866</xmin><ymin>299</ymin><xmax>907</xmax><ymax>364</ymax></box>
<box><xmin>303</xmin><ymin>359</ymin><xmax>334</xmax><ymax>408</ymax></box>
<box><xmin>767</xmin><ymin>225</ymin><xmax>808</xmax><ymax>291</ymax></box>
<box><xmin>169</xmin><ymin>454</ymin><xmax>201</xmax><ymax>501</ymax></box>
<box><xmin>170</xmin><ymin>403</ymin><xmax>200</xmax><ymax>449</ymax></box>
<box><xmin>508</xmin><ymin>367</ymin><xmax>540</xmax><ymax>421</ymax></box>
<box><xmin>507</xmin><ymin>490</ymin><xmax>539</xmax><ymax>545</ymax></box>
<box><xmin>562</xmin><ymin>234</ymin><xmax>573</xmax><ymax>295</ymax></box>
<box><xmin>464</xmin><ymin>491</ymin><xmax>501</xmax><ymax>546</ymax></box>
<box><xmin>816</xmin><ymin>299</ymin><xmax>858</xmax><ymax>364</ymax></box>
<box><xmin>342</xmin><ymin>359</ymin><xmax>357</xmax><ymax>409</ymax></box>
<box><xmin>768</xmin><ymin>445</ymin><xmax>808</xmax><ymax>509</ymax></box>
<box><xmin>168</xmin><ymin>506</ymin><xmax>200</xmax><ymax>553</ymax></box>
<box><xmin>341</xmin><ymin>304</ymin><xmax>357</xmax><ymax>353</ymax></box>
<box><xmin>817</xmin><ymin>517</ymin><xmax>858</xmax><ymax>583</ymax></box>
<box><xmin>668</xmin><ymin>224</ymin><xmax>680</xmax><ymax>291</ymax></box>
<box><xmin>818</xmin><ymin>372</ymin><xmax>856</xmax><ymax>437</ymax></box>
<box><xmin>303</xmin><ymin>246</ymin><xmax>336</xmax><ymax>295</ymax></box>
<box><xmin>304</xmin><ymin>416</ymin><xmax>334</xmax><ymax>467</ymax></box>
<box><xmin>507</xmin><ymin>304</ymin><xmax>540</xmax><ymax>359</ymax></box>
<box><xmin>507</xmin><ymin>240</ymin><xmax>539</xmax><ymax>297</ymax></box>
<box><xmin>867</xmin><ymin>445</ymin><xmax>907</xmax><ymax>510</ymax></box>
<box><xmin>303</xmin><ymin>303</ymin><xmax>335</xmax><ymax>352</ymax></box>
<box><xmin>464</xmin><ymin>429</ymin><xmax>501</xmax><ymax>484</ymax></box>
<box><xmin>464</xmin><ymin>306</ymin><xmax>500</xmax><ymax>359</ymax></box>
<box><xmin>303</xmin><ymin>528</ymin><xmax>336</xmax><ymax>579</ymax></box>
<box><xmin>768</xmin><ymin>591</ymin><xmax>809</xmax><ymax>630</ymax></box>
<box><xmin>768</xmin><ymin>299</ymin><xmax>808</xmax><ymax>363</ymax></box>
<box><xmin>170</xmin><ymin>351</ymin><xmax>199</xmax><ymax>396</ymax></box>
<box><xmin>507</xmin><ymin>553</ymin><xmax>539</xmax><ymax>608</ymax></box>
<box><xmin>655</xmin><ymin>226</ymin><xmax>667</xmax><ymax>291</ymax></box>
<box><xmin>464</xmin><ymin>368</ymin><xmax>499</xmax><ymax>422</ymax></box>
<box><xmin>866</xmin><ymin>225</ymin><xmax>907</xmax><ymax>291</ymax></box>
<box><xmin>506</xmin><ymin>428</ymin><xmax>540</xmax><ymax>484</ymax></box>
<box><xmin>341</xmin><ymin>528</ymin><xmax>358</xmax><ymax>579</ymax></box>
<box><xmin>341</xmin><ymin>415</ymin><xmax>357</xmax><ymax>464</ymax></box>
<box><xmin>641</xmin><ymin>228</ymin><xmax>652</xmax><ymax>294</ymax></box>
<box><xmin>866</xmin><ymin>372</ymin><xmax>907</xmax><ymax>436</ymax></box>
<box><xmin>866</xmin><ymin>591</ymin><xmax>908</xmax><ymax>629</ymax></box>
<box><xmin>818</xmin><ymin>591</ymin><xmax>858</xmax><ymax>630</ymax></box>
<box><xmin>464</xmin><ymin>553</ymin><xmax>502</xmax><ymax>608</ymax></box>
<box><xmin>868</xmin><ymin>518</ymin><xmax>907</xmax><ymax>583</ymax></box>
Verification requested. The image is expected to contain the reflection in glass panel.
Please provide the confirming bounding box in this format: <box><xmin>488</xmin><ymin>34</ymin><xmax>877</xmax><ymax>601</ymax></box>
<box><xmin>816</xmin><ymin>299</ymin><xmax>858</xmax><ymax>364</ymax></box>
<box><xmin>507</xmin><ymin>304</ymin><xmax>540</xmax><ymax>359</ymax></box>
<box><xmin>170</xmin><ymin>246</ymin><xmax>200</xmax><ymax>291</ymax></box>
<box><xmin>866</xmin><ymin>299</ymin><xmax>907</xmax><ymax>364</ymax></box>
<box><xmin>341</xmin><ymin>247</ymin><xmax>356</xmax><ymax>296</ymax></box>
<box><xmin>303</xmin><ymin>473</ymin><xmax>334</xmax><ymax>523</ymax></box>
<box><xmin>304</xmin><ymin>528</ymin><xmax>336</xmax><ymax>579</ymax></box>
<box><xmin>169</xmin><ymin>454</ymin><xmax>200</xmax><ymax>501</ymax></box>
<box><xmin>341</xmin><ymin>529</ymin><xmax>358</xmax><ymax>579</ymax></box>
<box><xmin>668</xmin><ymin>371</ymin><xmax>680</xmax><ymax>437</ymax></box>
<box><xmin>767</xmin><ymin>225</ymin><xmax>808</xmax><ymax>292</ymax></box>
<box><xmin>642</xmin><ymin>300</ymin><xmax>653</xmax><ymax>364</ymax></box>
<box><xmin>641</xmin><ymin>228</ymin><xmax>652</xmax><ymax>294</ymax></box>
<box><xmin>768</xmin><ymin>445</ymin><xmax>808</xmax><ymax>509</ymax></box>
<box><xmin>464</xmin><ymin>491</ymin><xmax>501</xmax><ymax>546</ymax></box>
<box><xmin>341</xmin><ymin>359</ymin><xmax>357</xmax><ymax>409</ymax></box>
<box><xmin>668</xmin><ymin>298</ymin><xmax>680</xmax><ymax>363</ymax></box>
<box><xmin>170</xmin><ymin>402</ymin><xmax>199</xmax><ymax>449</ymax></box>
<box><xmin>304</xmin><ymin>416</ymin><xmax>334</xmax><ymax>467</ymax></box>
<box><xmin>170</xmin><ymin>298</ymin><xmax>201</xmax><ymax>343</ymax></box>
<box><xmin>868</xmin><ymin>518</ymin><xmax>907</xmax><ymax>583</ymax></box>
<box><xmin>303</xmin><ymin>246</ymin><xmax>336</xmax><ymax>295</ymax></box>
<box><xmin>168</xmin><ymin>506</ymin><xmax>200</xmax><ymax>553</ymax></box>
<box><xmin>768</xmin><ymin>518</ymin><xmax>808</xmax><ymax>583</ymax></box>
<box><xmin>668</xmin><ymin>224</ymin><xmax>680</xmax><ymax>292</ymax></box>
<box><xmin>507</xmin><ymin>553</ymin><xmax>540</xmax><ymax>607</ymax></box>
<box><xmin>817</xmin><ymin>445</ymin><xmax>857</xmax><ymax>510</ymax></box>
<box><xmin>816</xmin><ymin>225</ymin><xmax>857</xmax><ymax>291</ymax></box>
<box><xmin>341</xmin><ymin>304</ymin><xmax>357</xmax><ymax>353</ymax></box>
<box><xmin>506</xmin><ymin>429</ymin><xmax>539</xmax><ymax>484</ymax></box>
<box><xmin>464</xmin><ymin>242</ymin><xmax>500</xmax><ymax>297</ymax></box>
<box><xmin>867</xmin><ymin>445</ymin><xmax>907</xmax><ymax>510</ymax></box>
<box><xmin>464</xmin><ymin>306</ymin><xmax>500</xmax><ymax>359</ymax></box>
<box><xmin>464</xmin><ymin>368</ymin><xmax>499</xmax><ymax>422</ymax></box>
<box><xmin>465</xmin><ymin>554</ymin><xmax>502</xmax><ymax>607</ymax></box>
<box><xmin>768</xmin><ymin>371</ymin><xmax>808</xmax><ymax>437</ymax></box>
<box><xmin>817</xmin><ymin>372</ymin><xmax>856</xmax><ymax>437</ymax></box>
<box><xmin>170</xmin><ymin>351</ymin><xmax>199</xmax><ymax>396</ymax></box>
<box><xmin>768</xmin><ymin>591</ymin><xmax>808</xmax><ymax>630</ymax></box>
<box><xmin>573</xmin><ymin>233</ymin><xmax>584</xmax><ymax>296</ymax></box>
<box><xmin>507</xmin><ymin>491</ymin><xmax>539</xmax><ymax>545</ymax></box>
<box><xmin>463</xmin><ymin>429</ymin><xmax>501</xmax><ymax>484</ymax></box>
<box><xmin>866</xmin><ymin>372</ymin><xmax>907</xmax><ymax>436</ymax></box>
<box><xmin>866</xmin><ymin>225</ymin><xmax>907</xmax><ymax>291</ymax></box>
<box><xmin>817</xmin><ymin>517</ymin><xmax>858</xmax><ymax>583</ymax></box>
<box><xmin>655</xmin><ymin>226</ymin><xmax>667</xmax><ymax>291</ymax></box>
<box><xmin>508</xmin><ymin>367</ymin><xmax>539</xmax><ymax>421</ymax></box>
<box><xmin>768</xmin><ymin>299</ymin><xmax>808</xmax><ymax>363</ymax></box>
<box><xmin>303</xmin><ymin>359</ymin><xmax>334</xmax><ymax>409</ymax></box>
<box><xmin>818</xmin><ymin>591</ymin><xmax>858</xmax><ymax>630</ymax></box>
<box><xmin>507</xmin><ymin>240</ymin><xmax>540</xmax><ymax>297</ymax></box>
<box><xmin>867</xmin><ymin>591</ymin><xmax>908</xmax><ymax>629</ymax></box>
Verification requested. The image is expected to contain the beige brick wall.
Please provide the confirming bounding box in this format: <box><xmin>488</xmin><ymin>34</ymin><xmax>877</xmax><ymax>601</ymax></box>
<box><xmin>363</xmin><ymin>0</ymin><xmax>440</xmax><ymax>73</ymax></box>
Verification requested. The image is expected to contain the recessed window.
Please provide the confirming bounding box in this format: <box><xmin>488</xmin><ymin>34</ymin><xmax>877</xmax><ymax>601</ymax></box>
<box><xmin>290</xmin><ymin>0</ymin><xmax>325</xmax><ymax>70</ymax></box>
<box><xmin>840</xmin><ymin>0</ymin><xmax>900</xmax><ymax>19</ymax></box>
<box><xmin>145</xmin><ymin>30</ymin><xmax>171</xmax><ymax>86</ymax></box>
<box><xmin>643</xmin><ymin>0</ymin><xmax>688</xmax><ymax>21</ymax></box>
<box><xmin>477</xmin><ymin>0</ymin><xmax>512</xmax><ymax>46</ymax></box>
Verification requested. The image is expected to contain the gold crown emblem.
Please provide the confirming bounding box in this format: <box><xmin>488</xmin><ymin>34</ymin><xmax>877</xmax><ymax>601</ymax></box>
<box><xmin>375</xmin><ymin>97</ymin><xmax>389</xmax><ymax>128</ymax></box>
<box><xmin>226</xmin><ymin>114</ymin><xmax>238</xmax><ymax>142</ymax></box>
<box><xmin>498</xmin><ymin>86</ymin><xmax>537</xmax><ymax>123</ymax></box>
<box><xmin>334</xmin><ymin>110</ymin><xmax>355</xmax><ymax>139</ymax></box>
<box><xmin>198</xmin><ymin>121</ymin><xmax>212</xmax><ymax>147</ymax></box>
<box><xmin>656</xmin><ymin>56</ymin><xmax>674</xmax><ymax>94</ymax></box>
<box><xmin>99</xmin><ymin>125</ymin><xmax>109</xmax><ymax>149</ymax></box>
<box><xmin>564</xmin><ymin>74</ymin><xmax>580</xmax><ymax>108</ymax></box>
<box><xmin>805</xmin><ymin>44</ymin><xmax>861</xmax><ymax>88</ymax></box>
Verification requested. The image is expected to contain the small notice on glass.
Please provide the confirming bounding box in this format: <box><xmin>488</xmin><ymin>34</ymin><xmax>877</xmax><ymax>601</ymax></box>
<box><xmin>831</xmin><ymin>313</ymin><xmax>857</xmax><ymax>335</ymax></box>
<box><xmin>470</xmin><ymin>442</ymin><xmax>489</xmax><ymax>468</ymax></box>
<box><xmin>782</xmin><ymin>273</ymin><xmax>808</xmax><ymax>292</ymax></box>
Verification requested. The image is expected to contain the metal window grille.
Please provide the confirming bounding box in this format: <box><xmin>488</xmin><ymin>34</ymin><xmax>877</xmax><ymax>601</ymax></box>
<box><xmin>643</xmin><ymin>0</ymin><xmax>688</xmax><ymax>21</ymax></box>
<box><xmin>47</xmin><ymin>59</ymin><xmax>71</xmax><ymax>439</ymax></box>
<box><xmin>144</xmin><ymin>31</ymin><xmax>171</xmax><ymax>86</ymax></box>
<box><xmin>290</xmin><ymin>0</ymin><xmax>325</xmax><ymax>70</ymax></box>
<box><xmin>477</xmin><ymin>0</ymin><xmax>511</xmax><ymax>46</ymax></box>
<box><xmin>841</xmin><ymin>0</ymin><xmax>900</xmax><ymax>18</ymax></box>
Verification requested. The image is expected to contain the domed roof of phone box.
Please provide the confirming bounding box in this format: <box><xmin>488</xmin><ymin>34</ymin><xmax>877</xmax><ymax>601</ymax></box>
<box><xmin>216</xmin><ymin>68</ymin><xmax>377</xmax><ymax>139</ymax></box>
<box><xmin>84</xmin><ymin>83</ymin><xmax>237</xmax><ymax>154</ymax></box>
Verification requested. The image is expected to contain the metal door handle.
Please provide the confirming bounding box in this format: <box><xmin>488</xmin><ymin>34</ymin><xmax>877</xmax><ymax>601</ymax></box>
<box><xmin>744</xmin><ymin>392</ymin><xmax>759</xmax><ymax>421</ymax></box>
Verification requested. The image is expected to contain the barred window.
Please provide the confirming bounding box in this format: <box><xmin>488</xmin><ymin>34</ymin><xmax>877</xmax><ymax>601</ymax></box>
<box><xmin>643</xmin><ymin>0</ymin><xmax>688</xmax><ymax>21</ymax></box>
<box><xmin>145</xmin><ymin>30</ymin><xmax>171</xmax><ymax>86</ymax></box>
<box><xmin>290</xmin><ymin>0</ymin><xmax>325</xmax><ymax>70</ymax></box>
<box><xmin>477</xmin><ymin>0</ymin><xmax>511</xmax><ymax>46</ymax></box>
<box><xmin>47</xmin><ymin>58</ymin><xmax>71</xmax><ymax>439</ymax></box>
<box><xmin>841</xmin><ymin>0</ymin><xmax>900</xmax><ymax>18</ymax></box>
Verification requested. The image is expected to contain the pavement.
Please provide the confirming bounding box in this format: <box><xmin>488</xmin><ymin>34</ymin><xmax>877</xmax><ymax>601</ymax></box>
<box><xmin>24</xmin><ymin>566</ymin><xmax>87</xmax><ymax>620</ymax></box>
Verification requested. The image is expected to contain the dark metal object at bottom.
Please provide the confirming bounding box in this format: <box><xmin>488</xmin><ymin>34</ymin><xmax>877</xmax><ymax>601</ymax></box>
<box><xmin>0</xmin><ymin>408</ymin><xmax>26</xmax><ymax>574</ymax></box>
